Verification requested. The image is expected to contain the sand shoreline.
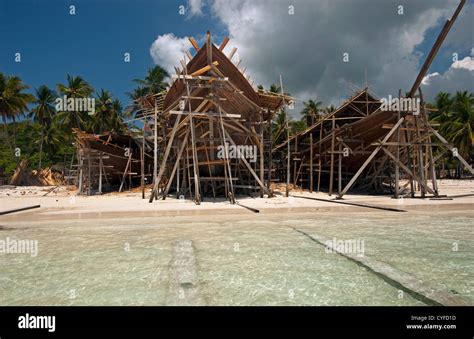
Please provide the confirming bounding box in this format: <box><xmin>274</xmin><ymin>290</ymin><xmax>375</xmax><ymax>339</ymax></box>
<box><xmin>0</xmin><ymin>179</ymin><xmax>473</xmax><ymax>222</ymax></box>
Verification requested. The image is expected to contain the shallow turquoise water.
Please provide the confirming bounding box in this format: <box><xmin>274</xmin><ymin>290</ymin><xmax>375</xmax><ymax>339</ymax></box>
<box><xmin>0</xmin><ymin>210</ymin><xmax>471</xmax><ymax>306</ymax></box>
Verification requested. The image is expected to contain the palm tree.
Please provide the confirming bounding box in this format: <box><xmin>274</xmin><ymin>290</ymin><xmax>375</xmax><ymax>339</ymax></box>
<box><xmin>0</xmin><ymin>73</ymin><xmax>34</xmax><ymax>152</ymax></box>
<box><xmin>266</xmin><ymin>84</ymin><xmax>287</xmax><ymax>145</ymax></box>
<box><xmin>431</xmin><ymin>92</ymin><xmax>452</xmax><ymax>125</ymax></box>
<box><xmin>126</xmin><ymin>86</ymin><xmax>149</xmax><ymax>119</ymax></box>
<box><xmin>29</xmin><ymin>85</ymin><xmax>57</xmax><ymax>168</ymax></box>
<box><xmin>272</xmin><ymin>109</ymin><xmax>288</xmax><ymax>145</ymax></box>
<box><xmin>42</xmin><ymin>125</ymin><xmax>64</xmax><ymax>158</ymax></box>
<box><xmin>90</xmin><ymin>89</ymin><xmax>113</xmax><ymax>134</ymax></box>
<box><xmin>133</xmin><ymin>65</ymin><xmax>169</xmax><ymax>94</ymax></box>
<box><xmin>269</xmin><ymin>84</ymin><xmax>281</xmax><ymax>94</ymax></box>
<box><xmin>301</xmin><ymin>99</ymin><xmax>322</xmax><ymax>125</ymax></box>
<box><xmin>439</xmin><ymin>91</ymin><xmax>473</xmax><ymax>160</ymax></box>
<box><xmin>56</xmin><ymin>75</ymin><xmax>94</xmax><ymax>131</ymax></box>
<box><xmin>290</xmin><ymin>120</ymin><xmax>307</xmax><ymax>135</ymax></box>
<box><xmin>110</xmin><ymin>99</ymin><xmax>126</xmax><ymax>133</ymax></box>
<box><xmin>325</xmin><ymin>104</ymin><xmax>336</xmax><ymax>114</ymax></box>
<box><xmin>90</xmin><ymin>90</ymin><xmax>126</xmax><ymax>134</ymax></box>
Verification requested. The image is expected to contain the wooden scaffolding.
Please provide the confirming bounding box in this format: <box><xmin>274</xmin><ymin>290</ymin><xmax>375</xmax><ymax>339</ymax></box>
<box><xmin>149</xmin><ymin>32</ymin><xmax>288</xmax><ymax>204</ymax></box>
<box><xmin>272</xmin><ymin>0</ymin><xmax>472</xmax><ymax>198</ymax></box>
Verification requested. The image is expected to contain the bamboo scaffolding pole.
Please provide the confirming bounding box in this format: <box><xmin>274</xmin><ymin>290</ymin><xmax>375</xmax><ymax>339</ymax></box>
<box><xmin>329</xmin><ymin>115</ymin><xmax>335</xmax><ymax>196</ymax></box>
<box><xmin>338</xmin><ymin>117</ymin><xmax>405</xmax><ymax>198</ymax></box>
<box><xmin>309</xmin><ymin>131</ymin><xmax>313</xmax><ymax>193</ymax></box>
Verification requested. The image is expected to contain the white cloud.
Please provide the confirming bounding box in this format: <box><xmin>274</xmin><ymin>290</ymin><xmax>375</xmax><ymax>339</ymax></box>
<box><xmin>149</xmin><ymin>0</ymin><xmax>473</xmax><ymax>112</ymax></box>
<box><xmin>188</xmin><ymin>0</ymin><xmax>204</xmax><ymax>17</ymax></box>
<box><xmin>207</xmin><ymin>0</ymin><xmax>468</xmax><ymax>113</ymax></box>
<box><xmin>452</xmin><ymin>55</ymin><xmax>474</xmax><ymax>71</ymax></box>
<box><xmin>149</xmin><ymin>33</ymin><xmax>190</xmax><ymax>74</ymax></box>
<box><xmin>422</xmin><ymin>49</ymin><xmax>474</xmax><ymax>98</ymax></box>
<box><xmin>422</xmin><ymin>72</ymin><xmax>440</xmax><ymax>85</ymax></box>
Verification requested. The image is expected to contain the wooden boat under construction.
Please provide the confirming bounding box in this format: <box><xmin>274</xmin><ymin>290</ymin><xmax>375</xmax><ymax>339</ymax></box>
<box><xmin>73</xmin><ymin>129</ymin><xmax>153</xmax><ymax>195</ymax></box>
<box><xmin>71</xmin><ymin>1</ymin><xmax>473</xmax><ymax>203</ymax></box>
<box><xmin>147</xmin><ymin>32</ymin><xmax>289</xmax><ymax>204</ymax></box>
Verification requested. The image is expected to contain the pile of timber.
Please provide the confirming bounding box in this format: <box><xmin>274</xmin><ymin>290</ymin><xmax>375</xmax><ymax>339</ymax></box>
<box><xmin>9</xmin><ymin>160</ymin><xmax>66</xmax><ymax>186</ymax></box>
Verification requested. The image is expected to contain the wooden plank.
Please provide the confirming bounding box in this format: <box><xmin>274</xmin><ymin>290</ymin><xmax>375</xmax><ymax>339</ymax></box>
<box><xmin>219</xmin><ymin>36</ymin><xmax>230</xmax><ymax>51</ymax></box>
<box><xmin>163</xmin><ymin>130</ymin><xmax>189</xmax><ymax>198</ymax></box>
<box><xmin>228</xmin><ymin>47</ymin><xmax>237</xmax><ymax>60</ymax></box>
<box><xmin>0</xmin><ymin>205</ymin><xmax>41</xmax><ymax>215</ymax></box>
<box><xmin>329</xmin><ymin>116</ymin><xmax>335</xmax><ymax>195</ymax></box>
<box><xmin>381</xmin><ymin>147</ymin><xmax>437</xmax><ymax>196</ymax></box>
<box><xmin>338</xmin><ymin>117</ymin><xmax>405</xmax><ymax>198</ymax></box>
<box><xmin>188</xmin><ymin>37</ymin><xmax>200</xmax><ymax>52</ymax></box>
<box><xmin>190</xmin><ymin>61</ymin><xmax>219</xmax><ymax>77</ymax></box>
<box><xmin>149</xmin><ymin>115</ymin><xmax>182</xmax><ymax>202</ymax></box>
<box><xmin>185</xmin><ymin>50</ymin><xmax>193</xmax><ymax>61</ymax></box>
<box><xmin>169</xmin><ymin>110</ymin><xmax>241</xmax><ymax>118</ymax></box>
<box><xmin>224</xmin><ymin>130</ymin><xmax>269</xmax><ymax>194</ymax></box>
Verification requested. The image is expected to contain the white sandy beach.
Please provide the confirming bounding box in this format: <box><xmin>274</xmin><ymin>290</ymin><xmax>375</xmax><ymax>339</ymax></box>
<box><xmin>0</xmin><ymin>179</ymin><xmax>473</xmax><ymax>220</ymax></box>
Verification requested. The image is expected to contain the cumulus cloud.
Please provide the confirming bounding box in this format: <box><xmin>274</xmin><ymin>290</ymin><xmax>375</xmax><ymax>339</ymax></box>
<box><xmin>422</xmin><ymin>49</ymin><xmax>474</xmax><ymax>99</ymax></box>
<box><xmin>149</xmin><ymin>33</ymin><xmax>190</xmax><ymax>74</ymax></box>
<box><xmin>149</xmin><ymin>0</ymin><xmax>473</xmax><ymax>113</ymax></box>
<box><xmin>188</xmin><ymin>0</ymin><xmax>204</xmax><ymax>17</ymax></box>
<box><xmin>451</xmin><ymin>52</ymin><xmax>474</xmax><ymax>71</ymax></box>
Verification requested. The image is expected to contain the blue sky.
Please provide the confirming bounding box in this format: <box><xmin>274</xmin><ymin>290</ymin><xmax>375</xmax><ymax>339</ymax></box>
<box><xmin>0</xmin><ymin>0</ymin><xmax>223</xmax><ymax>107</ymax></box>
<box><xmin>1</xmin><ymin>0</ymin><xmax>472</xmax><ymax>111</ymax></box>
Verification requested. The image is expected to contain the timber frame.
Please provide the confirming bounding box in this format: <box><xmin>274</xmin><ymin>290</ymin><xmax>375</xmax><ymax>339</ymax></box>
<box><xmin>148</xmin><ymin>32</ymin><xmax>290</xmax><ymax>204</ymax></box>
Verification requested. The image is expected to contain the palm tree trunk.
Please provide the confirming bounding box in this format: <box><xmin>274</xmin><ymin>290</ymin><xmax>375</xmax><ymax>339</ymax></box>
<box><xmin>74</xmin><ymin>112</ymin><xmax>81</xmax><ymax>130</ymax></box>
<box><xmin>2</xmin><ymin>117</ymin><xmax>13</xmax><ymax>153</ymax></box>
<box><xmin>12</xmin><ymin>117</ymin><xmax>17</xmax><ymax>149</ymax></box>
<box><xmin>39</xmin><ymin>125</ymin><xmax>44</xmax><ymax>169</ymax></box>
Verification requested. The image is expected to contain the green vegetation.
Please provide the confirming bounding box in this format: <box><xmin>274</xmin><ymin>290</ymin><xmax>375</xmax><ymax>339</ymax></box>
<box><xmin>1</xmin><ymin>73</ymin><xmax>472</xmax><ymax>180</ymax></box>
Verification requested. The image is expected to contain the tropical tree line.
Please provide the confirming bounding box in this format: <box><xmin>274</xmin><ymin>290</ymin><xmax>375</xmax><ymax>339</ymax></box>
<box><xmin>264</xmin><ymin>84</ymin><xmax>473</xmax><ymax>175</ymax></box>
<box><xmin>260</xmin><ymin>84</ymin><xmax>336</xmax><ymax>146</ymax></box>
<box><xmin>428</xmin><ymin>91</ymin><xmax>474</xmax><ymax>176</ymax></box>
<box><xmin>0</xmin><ymin>65</ymin><xmax>169</xmax><ymax>177</ymax></box>
<box><xmin>0</xmin><ymin>69</ymin><xmax>472</xmax><ymax>178</ymax></box>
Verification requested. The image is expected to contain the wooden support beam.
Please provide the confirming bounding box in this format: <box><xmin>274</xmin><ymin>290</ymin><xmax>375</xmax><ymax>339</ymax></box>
<box><xmin>228</xmin><ymin>47</ymin><xmax>237</xmax><ymax>60</ymax></box>
<box><xmin>338</xmin><ymin>142</ymin><xmax>342</xmax><ymax>196</ymax></box>
<box><xmin>98</xmin><ymin>152</ymin><xmax>103</xmax><ymax>194</ymax></box>
<box><xmin>188</xmin><ymin>37</ymin><xmax>200</xmax><ymax>52</ymax></box>
<box><xmin>381</xmin><ymin>147</ymin><xmax>437</xmax><ymax>196</ymax></box>
<box><xmin>119</xmin><ymin>153</ymin><xmax>132</xmax><ymax>193</ymax></box>
<box><xmin>259</xmin><ymin>112</ymin><xmax>264</xmax><ymax>197</ymax></box>
<box><xmin>430</xmin><ymin>127</ymin><xmax>474</xmax><ymax>174</ymax></box>
<box><xmin>338</xmin><ymin>117</ymin><xmax>405</xmax><ymax>198</ymax></box>
<box><xmin>169</xmin><ymin>110</ymin><xmax>241</xmax><ymax>118</ymax></box>
<box><xmin>185</xmin><ymin>50</ymin><xmax>193</xmax><ymax>61</ymax></box>
<box><xmin>190</xmin><ymin>61</ymin><xmax>219</xmax><ymax>77</ymax></box>
<box><xmin>408</xmin><ymin>0</ymin><xmax>466</xmax><ymax>97</ymax></box>
<box><xmin>309</xmin><ymin>132</ymin><xmax>313</xmax><ymax>193</ymax></box>
<box><xmin>394</xmin><ymin>90</ymin><xmax>401</xmax><ymax>199</ymax></box>
<box><xmin>219</xmin><ymin>37</ymin><xmax>230</xmax><ymax>51</ymax></box>
<box><xmin>224</xmin><ymin>130</ymin><xmax>269</xmax><ymax>194</ymax></box>
<box><xmin>87</xmin><ymin>151</ymin><xmax>92</xmax><ymax>196</ymax></box>
<box><xmin>329</xmin><ymin>116</ymin><xmax>335</xmax><ymax>195</ymax></box>
<box><xmin>163</xmin><ymin>130</ymin><xmax>190</xmax><ymax>198</ymax></box>
<box><xmin>149</xmin><ymin>115</ymin><xmax>182</xmax><ymax>202</ymax></box>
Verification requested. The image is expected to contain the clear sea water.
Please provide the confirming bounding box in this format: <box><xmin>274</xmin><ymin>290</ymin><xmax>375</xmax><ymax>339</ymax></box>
<box><xmin>0</xmin><ymin>209</ymin><xmax>472</xmax><ymax>306</ymax></box>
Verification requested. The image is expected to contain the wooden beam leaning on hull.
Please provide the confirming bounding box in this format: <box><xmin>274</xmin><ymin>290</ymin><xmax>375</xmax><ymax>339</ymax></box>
<box><xmin>223</xmin><ymin>130</ymin><xmax>270</xmax><ymax>196</ymax></box>
<box><xmin>149</xmin><ymin>114</ymin><xmax>182</xmax><ymax>202</ymax></box>
<box><xmin>337</xmin><ymin>117</ymin><xmax>405</xmax><ymax>199</ymax></box>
